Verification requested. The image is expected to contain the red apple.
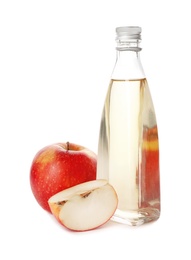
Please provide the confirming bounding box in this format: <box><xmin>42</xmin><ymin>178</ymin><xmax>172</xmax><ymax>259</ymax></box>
<box><xmin>30</xmin><ymin>142</ymin><xmax>97</xmax><ymax>213</ymax></box>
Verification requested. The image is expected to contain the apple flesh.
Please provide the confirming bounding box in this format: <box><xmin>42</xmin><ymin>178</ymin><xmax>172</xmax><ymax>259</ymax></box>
<box><xmin>48</xmin><ymin>179</ymin><xmax>118</xmax><ymax>231</ymax></box>
<box><xmin>30</xmin><ymin>142</ymin><xmax>97</xmax><ymax>213</ymax></box>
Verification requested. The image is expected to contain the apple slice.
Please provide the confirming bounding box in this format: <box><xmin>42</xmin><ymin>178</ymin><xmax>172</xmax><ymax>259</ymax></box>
<box><xmin>48</xmin><ymin>179</ymin><xmax>118</xmax><ymax>231</ymax></box>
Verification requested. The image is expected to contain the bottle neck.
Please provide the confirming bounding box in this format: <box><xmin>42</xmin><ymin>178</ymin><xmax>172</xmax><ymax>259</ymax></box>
<box><xmin>111</xmin><ymin>41</ymin><xmax>145</xmax><ymax>80</ymax></box>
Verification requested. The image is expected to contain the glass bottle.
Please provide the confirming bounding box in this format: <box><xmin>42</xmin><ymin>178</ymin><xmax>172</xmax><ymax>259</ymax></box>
<box><xmin>97</xmin><ymin>26</ymin><xmax>160</xmax><ymax>226</ymax></box>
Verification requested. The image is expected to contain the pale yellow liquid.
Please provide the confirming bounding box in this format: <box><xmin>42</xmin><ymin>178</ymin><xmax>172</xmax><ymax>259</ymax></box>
<box><xmin>97</xmin><ymin>79</ymin><xmax>160</xmax><ymax>226</ymax></box>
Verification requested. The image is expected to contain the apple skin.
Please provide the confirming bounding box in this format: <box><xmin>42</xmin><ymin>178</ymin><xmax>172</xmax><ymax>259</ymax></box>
<box><xmin>30</xmin><ymin>142</ymin><xmax>97</xmax><ymax>213</ymax></box>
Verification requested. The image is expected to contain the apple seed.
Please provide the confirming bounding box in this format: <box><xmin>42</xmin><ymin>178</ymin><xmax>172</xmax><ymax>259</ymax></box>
<box><xmin>57</xmin><ymin>201</ymin><xmax>67</xmax><ymax>206</ymax></box>
<box><xmin>81</xmin><ymin>191</ymin><xmax>92</xmax><ymax>198</ymax></box>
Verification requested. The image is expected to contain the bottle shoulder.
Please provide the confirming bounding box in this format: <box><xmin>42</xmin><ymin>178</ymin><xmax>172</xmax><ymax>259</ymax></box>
<box><xmin>111</xmin><ymin>53</ymin><xmax>145</xmax><ymax>80</ymax></box>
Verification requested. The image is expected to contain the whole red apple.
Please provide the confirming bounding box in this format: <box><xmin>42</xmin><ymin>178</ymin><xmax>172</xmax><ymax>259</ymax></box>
<box><xmin>30</xmin><ymin>142</ymin><xmax>97</xmax><ymax>213</ymax></box>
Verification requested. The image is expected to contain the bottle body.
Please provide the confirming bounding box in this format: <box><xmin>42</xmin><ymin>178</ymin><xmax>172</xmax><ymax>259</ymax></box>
<box><xmin>97</xmin><ymin>27</ymin><xmax>160</xmax><ymax>226</ymax></box>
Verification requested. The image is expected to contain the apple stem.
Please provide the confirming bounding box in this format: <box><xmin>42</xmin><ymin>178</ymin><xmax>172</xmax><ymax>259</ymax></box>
<box><xmin>66</xmin><ymin>142</ymin><xmax>70</xmax><ymax>151</ymax></box>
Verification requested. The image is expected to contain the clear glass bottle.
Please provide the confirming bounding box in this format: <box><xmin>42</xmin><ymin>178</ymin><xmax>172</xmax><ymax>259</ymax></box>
<box><xmin>97</xmin><ymin>26</ymin><xmax>160</xmax><ymax>226</ymax></box>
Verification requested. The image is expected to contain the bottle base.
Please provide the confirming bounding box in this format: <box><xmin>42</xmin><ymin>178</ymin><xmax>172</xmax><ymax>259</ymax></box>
<box><xmin>111</xmin><ymin>208</ymin><xmax>160</xmax><ymax>226</ymax></box>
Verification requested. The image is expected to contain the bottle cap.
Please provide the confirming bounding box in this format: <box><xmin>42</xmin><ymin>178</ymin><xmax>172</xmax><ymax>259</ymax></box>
<box><xmin>116</xmin><ymin>26</ymin><xmax>142</xmax><ymax>40</ymax></box>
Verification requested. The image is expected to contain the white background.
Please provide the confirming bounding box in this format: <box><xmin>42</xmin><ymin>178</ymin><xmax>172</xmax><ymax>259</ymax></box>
<box><xmin>0</xmin><ymin>0</ymin><xmax>190</xmax><ymax>259</ymax></box>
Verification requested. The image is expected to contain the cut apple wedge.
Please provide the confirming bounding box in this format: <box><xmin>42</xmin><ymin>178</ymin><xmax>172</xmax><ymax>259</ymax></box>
<box><xmin>48</xmin><ymin>179</ymin><xmax>118</xmax><ymax>231</ymax></box>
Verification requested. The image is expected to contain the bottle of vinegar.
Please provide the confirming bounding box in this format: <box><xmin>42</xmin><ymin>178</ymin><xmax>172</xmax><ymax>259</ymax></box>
<box><xmin>97</xmin><ymin>26</ymin><xmax>160</xmax><ymax>226</ymax></box>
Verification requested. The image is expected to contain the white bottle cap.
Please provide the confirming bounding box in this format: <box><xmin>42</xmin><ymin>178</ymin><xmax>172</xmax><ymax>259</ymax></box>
<box><xmin>116</xmin><ymin>26</ymin><xmax>142</xmax><ymax>40</ymax></box>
